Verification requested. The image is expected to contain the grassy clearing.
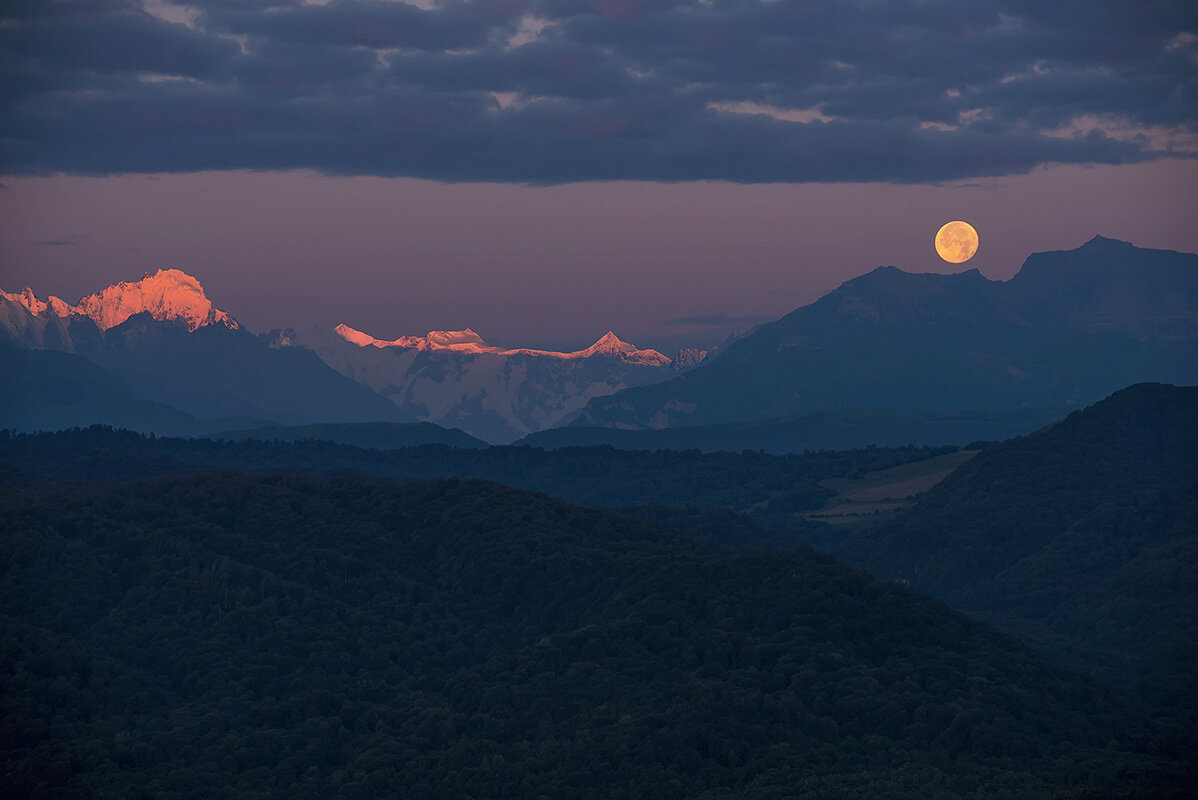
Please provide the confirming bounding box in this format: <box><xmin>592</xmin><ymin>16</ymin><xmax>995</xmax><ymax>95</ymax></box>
<box><xmin>807</xmin><ymin>449</ymin><xmax>979</xmax><ymax>524</ymax></box>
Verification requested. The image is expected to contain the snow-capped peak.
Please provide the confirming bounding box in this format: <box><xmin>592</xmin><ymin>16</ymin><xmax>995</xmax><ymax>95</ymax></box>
<box><xmin>424</xmin><ymin>328</ymin><xmax>490</xmax><ymax>350</ymax></box>
<box><xmin>580</xmin><ymin>331</ymin><xmax>633</xmax><ymax>356</ymax></box>
<box><xmin>75</xmin><ymin>269</ymin><xmax>237</xmax><ymax>331</ymax></box>
<box><xmin>335</xmin><ymin>324</ymin><xmax>497</xmax><ymax>353</ymax></box>
<box><xmin>335</xmin><ymin>323</ymin><xmax>390</xmax><ymax>348</ymax></box>
<box><xmin>571</xmin><ymin>331</ymin><xmax>672</xmax><ymax>365</ymax></box>
<box><xmin>335</xmin><ymin>323</ymin><xmax>672</xmax><ymax>365</ymax></box>
<box><xmin>1</xmin><ymin>287</ymin><xmax>48</xmax><ymax>316</ymax></box>
<box><xmin>1</xmin><ymin>269</ymin><xmax>238</xmax><ymax>332</ymax></box>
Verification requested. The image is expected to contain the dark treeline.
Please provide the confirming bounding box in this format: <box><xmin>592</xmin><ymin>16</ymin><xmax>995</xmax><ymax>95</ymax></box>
<box><xmin>1</xmin><ymin>473</ymin><xmax>1188</xmax><ymax>799</ymax></box>
<box><xmin>0</xmin><ymin>425</ymin><xmax>958</xmax><ymax>517</ymax></box>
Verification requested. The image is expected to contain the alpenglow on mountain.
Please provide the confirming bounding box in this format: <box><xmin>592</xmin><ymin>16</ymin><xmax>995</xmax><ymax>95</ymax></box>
<box><xmin>5</xmin><ymin>237</ymin><xmax>1193</xmax><ymax>447</ymax></box>
<box><xmin>332</xmin><ymin>324</ymin><xmax>672</xmax><ymax>366</ymax></box>
<box><xmin>271</xmin><ymin>324</ymin><xmax>690</xmax><ymax>443</ymax></box>
<box><xmin>0</xmin><ymin>270</ymin><xmax>413</xmax><ymax>430</ymax></box>
<box><xmin>1</xmin><ymin>269</ymin><xmax>238</xmax><ymax>344</ymax></box>
<box><xmin>0</xmin><ymin>270</ymin><xmax>699</xmax><ymax>442</ymax></box>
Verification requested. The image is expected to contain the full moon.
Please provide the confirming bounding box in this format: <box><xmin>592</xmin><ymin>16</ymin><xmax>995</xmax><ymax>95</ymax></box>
<box><xmin>935</xmin><ymin>220</ymin><xmax>979</xmax><ymax>264</ymax></box>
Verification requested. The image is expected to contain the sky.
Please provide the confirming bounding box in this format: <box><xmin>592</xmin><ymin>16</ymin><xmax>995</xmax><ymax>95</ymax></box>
<box><xmin>1</xmin><ymin>0</ymin><xmax>1195</xmax><ymax>351</ymax></box>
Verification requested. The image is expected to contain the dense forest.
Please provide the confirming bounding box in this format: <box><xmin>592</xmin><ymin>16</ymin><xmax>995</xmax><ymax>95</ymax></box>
<box><xmin>0</xmin><ymin>425</ymin><xmax>959</xmax><ymax>518</ymax></box>
<box><xmin>518</xmin><ymin>406</ymin><xmax>1065</xmax><ymax>454</ymax></box>
<box><xmin>802</xmin><ymin>383</ymin><xmax>1198</xmax><ymax>726</ymax></box>
<box><xmin>1</xmin><ymin>473</ymin><xmax>1189</xmax><ymax>798</ymax></box>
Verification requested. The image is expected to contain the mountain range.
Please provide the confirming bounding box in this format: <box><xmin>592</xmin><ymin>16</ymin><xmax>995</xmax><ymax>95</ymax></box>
<box><xmin>1</xmin><ymin>269</ymin><xmax>413</xmax><ymax>429</ymax></box>
<box><xmin>571</xmin><ymin>236</ymin><xmax>1197</xmax><ymax>433</ymax></box>
<box><xmin>2</xmin><ymin>236</ymin><xmax>1194</xmax><ymax>449</ymax></box>
<box><xmin>271</xmin><ymin>323</ymin><xmax>693</xmax><ymax>442</ymax></box>
<box><xmin>0</xmin><ymin>269</ymin><xmax>694</xmax><ymax>441</ymax></box>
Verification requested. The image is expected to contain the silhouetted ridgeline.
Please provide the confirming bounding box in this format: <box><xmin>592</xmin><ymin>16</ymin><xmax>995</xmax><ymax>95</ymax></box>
<box><xmin>574</xmin><ymin>238</ymin><xmax>1197</xmax><ymax>431</ymax></box>
<box><xmin>1</xmin><ymin>474</ymin><xmax>1187</xmax><ymax>798</ymax></box>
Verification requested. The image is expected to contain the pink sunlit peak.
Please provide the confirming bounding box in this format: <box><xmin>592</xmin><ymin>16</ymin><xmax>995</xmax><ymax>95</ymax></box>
<box><xmin>1</xmin><ymin>268</ymin><xmax>238</xmax><ymax>332</ymax></box>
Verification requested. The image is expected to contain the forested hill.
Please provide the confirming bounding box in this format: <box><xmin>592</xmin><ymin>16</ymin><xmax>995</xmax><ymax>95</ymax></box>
<box><xmin>1</xmin><ymin>473</ymin><xmax>1188</xmax><ymax>798</ymax></box>
<box><xmin>0</xmin><ymin>426</ymin><xmax>957</xmax><ymax>517</ymax></box>
<box><xmin>807</xmin><ymin>382</ymin><xmax>1198</xmax><ymax>722</ymax></box>
<box><xmin>211</xmin><ymin>421</ymin><xmax>488</xmax><ymax>449</ymax></box>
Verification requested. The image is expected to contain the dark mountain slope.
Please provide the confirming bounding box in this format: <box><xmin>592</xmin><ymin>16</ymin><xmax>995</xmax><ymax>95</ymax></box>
<box><xmin>0</xmin><ymin>296</ymin><xmax>417</xmax><ymax>428</ymax></box>
<box><xmin>1007</xmin><ymin>236</ymin><xmax>1198</xmax><ymax>338</ymax></box>
<box><xmin>572</xmin><ymin>238</ymin><xmax>1197</xmax><ymax>431</ymax></box>
<box><xmin>1</xmin><ymin>474</ymin><xmax>1186</xmax><ymax>798</ymax></box>
<box><xmin>0</xmin><ymin>344</ymin><xmax>198</xmax><ymax>435</ymax></box>
<box><xmin>92</xmin><ymin>315</ymin><xmax>416</xmax><ymax>426</ymax></box>
<box><xmin>808</xmin><ymin>383</ymin><xmax>1198</xmax><ymax>720</ymax></box>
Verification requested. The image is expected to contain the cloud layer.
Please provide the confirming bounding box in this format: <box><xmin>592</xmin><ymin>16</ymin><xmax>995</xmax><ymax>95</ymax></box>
<box><xmin>2</xmin><ymin>0</ymin><xmax>1195</xmax><ymax>182</ymax></box>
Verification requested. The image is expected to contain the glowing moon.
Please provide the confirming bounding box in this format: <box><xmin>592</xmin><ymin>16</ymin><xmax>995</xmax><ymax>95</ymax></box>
<box><xmin>935</xmin><ymin>220</ymin><xmax>979</xmax><ymax>264</ymax></box>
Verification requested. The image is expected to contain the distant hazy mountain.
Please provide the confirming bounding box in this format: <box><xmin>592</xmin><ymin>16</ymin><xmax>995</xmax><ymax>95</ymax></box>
<box><xmin>0</xmin><ymin>270</ymin><xmax>416</xmax><ymax>428</ymax></box>
<box><xmin>0</xmin><ymin>344</ymin><xmax>199</xmax><ymax>435</ymax></box>
<box><xmin>571</xmin><ymin>237</ymin><xmax>1197</xmax><ymax>431</ymax></box>
<box><xmin>274</xmin><ymin>323</ymin><xmax>695</xmax><ymax>443</ymax></box>
<box><xmin>808</xmin><ymin>383</ymin><xmax>1198</xmax><ymax>720</ymax></box>
<box><xmin>213</xmin><ymin>421</ymin><xmax>488</xmax><ymax>449</ymax></box>
<box><xmin>520</xmin><ymin>407</ymin><xmax>1069</xmax><ymax>453</ymax></box>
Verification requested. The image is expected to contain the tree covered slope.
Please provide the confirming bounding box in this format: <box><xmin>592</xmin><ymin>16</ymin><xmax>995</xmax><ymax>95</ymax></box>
<box><xmin>809</xmin><ymin>383</ymin><xmax>1198</xmax><ymax>721</ymax></box>
<box><xmin>1</xmin><ymin>474</ymin><xmax>1187</xmax><ymax>798</ymax></box>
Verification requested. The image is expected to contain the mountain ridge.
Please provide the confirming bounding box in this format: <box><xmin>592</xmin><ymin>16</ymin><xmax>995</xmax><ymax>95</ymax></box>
<box><xmin>275</xmin><ymin>323</ymin><xmax>693</xmax><ymax>442</ymax></box>
<box><xmin>569</xmin><ymin>238</ymin><xmax>1198</xmax><ymax>432</ymax></box>
<box><xmin>2</xmin><ymin>268</ymin><xmax>238</xmax><ymax>332</ymax></box>
<box><xmin>0</xmin><ymin>270</ymin><xmax>698</xmax><ymax>443</ymax></box>
<box><xmin>334</xmin><ymin>323</ymin><xmax>673</xmax><ymax>366</ymax></box>
<box><xmin>0</xmin><ymin>287</ymin><xmax>416</xmax><ymax>428</ymax></box>
<box><xmin>795</xmin><ymin>382</ymin><xmax>1198</xmax><ymax>723</ymax></box>
<box><xmin>5</xmin><ymin>237</ymin><xmax>1193</xmax><ymax>445</ymax></box>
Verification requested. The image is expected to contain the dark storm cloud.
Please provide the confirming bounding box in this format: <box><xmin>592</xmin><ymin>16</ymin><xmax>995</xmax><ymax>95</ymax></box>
<box><xmin>200</xmin><ymin>0</ymin><xmax>515</xmax><ymax>51</ymax></box>
<box><xmin>2</xmin><ymin>0</ymin><xmax>1194</xmax><ymax>181</ymax></box>
<box><xmin>3</xmin><ymin>1</ymin><xmax>236</xmax><ymax>77</ymax></box>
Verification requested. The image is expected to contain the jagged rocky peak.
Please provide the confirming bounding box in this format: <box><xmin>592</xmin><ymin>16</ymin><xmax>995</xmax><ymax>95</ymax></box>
<box><xmin>672</xmin><ymin>348</ymin><xmax>709</xmax><ymax>370</ymax></box>
<box><xmin>0</xmin><ymin>287</ymin><xmax>76</xmax><ymax>318</ymax></box>
<box><xmin>267</xmin><ymin>328</ymin><xmax>296</xmax><ymax>348</ymax></box>
<box><xmin>1</xmin><ymin>268</ymin><xmax>238</xmax><ymax>332</ymax></box>
<box><xmin>334</xmin><ymin>324</ymin><xmax>497</xmax><ymax>353</ymax></box>
<box><xmin>580</xmin><ymin>331</ymin><xmax>635</xmax><ymax>356</ymax></box>
<box><xmin>1</xmin><ymin>287</ymin><xmax>47</xmax><ymax>315</ymax></box>
<box><xmin>75</xmin><ymin>269</ymin><xmax>237</xmax><ymax>331</ymax></box>
<box><xmin>575</xmin><ymin>332</ymin><xmax>672</xmax><ymax>366</ymax></box>
<box><xmin>424</xmin><ymin>329</ymin><xmax>490</xmax><ymax>349</ymax></box>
